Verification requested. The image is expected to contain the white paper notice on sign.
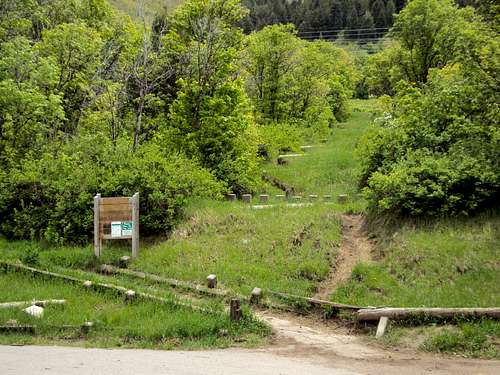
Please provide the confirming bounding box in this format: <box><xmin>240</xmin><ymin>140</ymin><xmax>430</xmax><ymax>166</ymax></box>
<box><xmin>111</xmin><ymin>221</ymin><xmax>122</xmax><ymax>237</ymax></box>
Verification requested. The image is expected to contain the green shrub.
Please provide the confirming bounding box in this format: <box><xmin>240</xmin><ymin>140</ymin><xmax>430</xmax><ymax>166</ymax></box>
<box><xmin>0</xmin><ymin>136</ymin><xmax>223</xmax><ymax>244</ymax></box>
<box><xmin>365</xmin><ymin>150</ymin><xmax>499</xmax><ymax>216</ymax></box>
<box><xmin>257</xmin><ymin>123</ymin><xmax>302</xmax><ymax>160</ymax></box>
<box><xmin>359</xmin><ymin>64</ymin><xmax>499</xmax><ymax>217</ymax></box>
<box><xmin>20</xmin><ymin>243</ymin><xmax>41</xmax><ymax>266</ymax></box>
<box><xmin>243</xmin><ymin>25</ymin><xmax>356</xmax><ymax>127</ymax></box>
<box><xmin>359</xmin><ymin>3</ymin><xmax>499</xmax><ymax>217</ymax></box>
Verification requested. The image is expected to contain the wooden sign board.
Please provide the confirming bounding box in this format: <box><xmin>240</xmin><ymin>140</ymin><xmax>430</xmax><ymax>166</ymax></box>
<box><xmin>94</xmin><ymin>193</ymin><xmax>139</xmax><ymax>258</ymax></box>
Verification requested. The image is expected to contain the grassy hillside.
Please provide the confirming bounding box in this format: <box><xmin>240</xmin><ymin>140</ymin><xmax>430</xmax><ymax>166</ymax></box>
<box><xmin>108</xmin><ymin>0</ymin><xmax>183</xmax><ymax>19</ymax></box>
<box><xmin>132</xmin><ymin>104</ymin><xmax>373</xmax><ymax>296</ymax></box>
<box><xmin>0</xmin><ymin>269</ymin><xmax>268</xmax><ymax>349</ymax></box>
<box><xmin>1</xmin><ymin>99</ymin><xmax>498</xmax><ymax>357</ymax></box>
<box><xmin>331</xmin><ymin>213</ymin><xmax>500</xmax><ymax>358</ymax></box>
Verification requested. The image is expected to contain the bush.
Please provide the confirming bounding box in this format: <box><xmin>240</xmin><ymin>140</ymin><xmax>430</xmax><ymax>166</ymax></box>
<box><xmin>167</xmin><ymin>80</ymin><xmax>261</xmax><ymax>195</ymax></box>
<box><xmin>243</xmin><ymin>25</ymin><xmax>356</xmax><ymax>127</ymax></box>
<box><xmin>365</xmin><ymin>150</ymin><xmax>499</xmax><ymax>216</ymax></box>
<box><xmin>0</xmin><ymin>136</ymin><xmax>223</xmax><ymax>244</ymax></box>
<box><xmin>360</xmin><ymin>56</ymin><xmax>499</xmax><ymax>217</ymax></box>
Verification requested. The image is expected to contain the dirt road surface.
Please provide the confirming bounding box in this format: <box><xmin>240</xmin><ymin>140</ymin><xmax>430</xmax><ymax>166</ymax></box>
<box><xmin>1</xmin><ymin>342</ymin><xmax>499</xmax><ymax>375</ymax></box>
<box><xmin>2</xmin><ymin>312</ymin><xmax>499</xmax><ymax>375</ymax></box>
<box><xmin>0</xmin><ymin>345</ymin><xmax>358</xmax><ymax>375</ymax></box>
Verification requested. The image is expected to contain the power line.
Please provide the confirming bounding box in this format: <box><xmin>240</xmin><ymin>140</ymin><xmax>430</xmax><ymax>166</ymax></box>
<box><xmin>298</xmin><ymin>27</ymin><xmax>390</xmax><ymax>35</ymax></box>
<box><xmin>300</xmin><ymin>37</ymin><xmax>393</xmax><ymax>44</ymax></box>
<box><xmin>299</xmin><ymin>32</ymin><xmax>390</xmax><ymax>37</ymax></box>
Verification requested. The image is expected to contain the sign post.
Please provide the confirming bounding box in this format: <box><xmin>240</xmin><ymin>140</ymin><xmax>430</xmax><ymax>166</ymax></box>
<box><xmin>93</xmin><ymin>192</ymin><xmax>140</xmax><ymax>258</ymax></box>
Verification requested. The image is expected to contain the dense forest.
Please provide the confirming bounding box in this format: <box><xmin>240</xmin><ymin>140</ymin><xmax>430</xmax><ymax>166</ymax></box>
<box><xmin>0</xmin><ymin>0</ymin><xmax>498</xmax><ymax>243</ymax></box>
<box><xmin>241</xmin><ymin>0</ymin><xmax>404</xmax><ymax>34</ymax></box>
<box><xmin>241</xmin><ymin>0</ymin><xmax>498</xmax><ymax>41</ymax></box>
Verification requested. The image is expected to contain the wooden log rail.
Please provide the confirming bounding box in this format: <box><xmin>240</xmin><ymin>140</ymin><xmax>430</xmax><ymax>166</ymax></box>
<box><xmin>267</xmin><ymin>290</ymin><xmax>364</xmax><ymax>310</ymax></box>
<box><xmin>0</xmin><ymin>300</ymin><xmax>66</xmax><ymax>309</ymax></box>
<box><xmin>0</xmin><ymin>261</ymin><xmax>217</xmax><ymax>315</ymax></box>
<box><xmin>357</xmin><ymin>307</ymin><xmax>500</xmax><ymax>321</ymax></box>
<box><xmin>261</xmin><ymin>173</ymin><xmax>295</xmax><ymax>195</ymax></box>
<box><xmin>101</xmin><ymin>265</ymin><xmax>229</xmax><ymax>298</ymax></box>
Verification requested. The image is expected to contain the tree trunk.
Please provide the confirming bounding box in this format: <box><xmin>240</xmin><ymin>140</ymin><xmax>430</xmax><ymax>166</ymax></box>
<box><xmin>133</xmin><ymin>95</ymin><xmax>145</xmax><ymax>152</ymax></box>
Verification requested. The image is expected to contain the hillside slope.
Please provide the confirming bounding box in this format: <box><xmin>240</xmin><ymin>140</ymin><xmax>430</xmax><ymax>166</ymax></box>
<box><xmin>108</xmin><ymin>0</ymin><xmax>183</xmax><ymax>19</ymax></box>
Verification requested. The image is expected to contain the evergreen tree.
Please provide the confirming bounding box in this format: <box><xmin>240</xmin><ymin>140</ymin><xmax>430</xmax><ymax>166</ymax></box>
<box><xmin>371</xmin><ymin>0</ymin><xmax>387</xmax><ymax>28</ymax></box>
<box><xmin>385</xmin><ymin>0</ymin><xmax>396</xmax><ymax>26</ymax></box>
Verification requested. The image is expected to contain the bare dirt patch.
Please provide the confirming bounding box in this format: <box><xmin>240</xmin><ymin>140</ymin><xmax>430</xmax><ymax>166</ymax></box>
<box><xmin>255</xmin><ymin>310</ymin><xmax>500</xmax><ymax>375</ymax></box>
<box><xmin>314</xmin><ymin>214</ymin><xmax>373</xmax><ymax>300</ymax></box>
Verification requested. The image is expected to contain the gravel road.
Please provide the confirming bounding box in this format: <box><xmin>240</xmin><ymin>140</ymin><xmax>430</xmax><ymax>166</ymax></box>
<box><xmin>0</xmin><ymin>345</ymin><xmax>358</xmax><ymax>375</ymax></box>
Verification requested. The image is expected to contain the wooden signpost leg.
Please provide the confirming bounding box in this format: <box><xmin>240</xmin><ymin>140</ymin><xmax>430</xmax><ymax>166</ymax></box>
<box><xmin>94</xmin><ymin>193</ymin><xmax>101</xmax><ymax>257</ymax></box>
<box><xmin>132</xmin><ymin>192</ymin><xmax>140</xmax><ymax>258</ymax></box>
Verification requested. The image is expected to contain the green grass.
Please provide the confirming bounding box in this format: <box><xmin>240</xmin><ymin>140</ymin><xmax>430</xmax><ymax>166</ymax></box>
<box><xmin>0</xmin><ymin>99</ymin><xmax>374</xmax><ymax>347</ymax></box>
<box><xmin>331</xmin><ymin>213</ymin><xmax>500</xmax><ymax>307</ymax></box>
<box><xmin>133</xmin><ymin>200</ymin><xmax>342</xmax><ymax>297</ymax></box>
<box><xmin>331</xmin><ymin>212</ymin><xmax>500</xmax><ymax>358</ymax></box>
<box><xmin>0</xmin><ymin>269</ymin><xmax>269</xmax><ymax>349</ymax></box>
<box><xmin>421</xmin><ymin>319</ymin><xmax>500</xmax><ymax>358</ymax></box>
<box><xmin>109</xmin><ymin>0</ymin><xmax>183</xmax><ymax>20</ymax></box>
<box><xmin>263</xmin><ymin>100</ymin><xmax>376</xmax><ymax>212</ymax></box>
<box><xmin>3</xmin><ymin>98</ymin><xmax>497</xmax><ymax>357</ymax></box>
<box><xmin>129</xmin><ymin>103</ymin><xmax>379</xmax><ymax>296</ymax></box>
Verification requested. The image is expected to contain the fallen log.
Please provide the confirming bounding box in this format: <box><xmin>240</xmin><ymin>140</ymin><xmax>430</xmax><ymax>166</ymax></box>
<box><xmin>0</xmin><ymin>325</ymin><xmax>36</xmax><ymax>334</ymax></box>
<box><xmin>0</xmin><ymin>261</ymin><xmax>81</xmax><ymax>283</ymax></box>
<box><xmin>261</xmin><ymin>173</ymin><xmax>295</xmax><ymax>196</ymax></box>
<box><xmin>267</xmin><ymin>290</ymin><xmax>362</xmax><ymax>310</ymax></box>
<box><xmin>278</xmin><ymin>154</ymin><xmax>305</xmax><ymax>158</ymax></box>
<box><xmin>102</xmin><ymin>265</ymin><xmax>228</xmax><ymax>298</ymax></box>
<box><xmin>357</xmin><ymin>307</ymin><xmax>500</xmax><ymax>321</ymax></box>
<box><xmin>0</xmin><ymin>300</ymin><xmax>66</xmax><ymax>309</ymax></box>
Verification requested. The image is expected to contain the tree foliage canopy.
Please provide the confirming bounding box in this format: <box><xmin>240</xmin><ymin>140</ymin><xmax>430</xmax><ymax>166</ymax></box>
<box><xmin>359</xmin><ymin>0</ymin><xmax>499</xmax><ymax>217</ymax></box>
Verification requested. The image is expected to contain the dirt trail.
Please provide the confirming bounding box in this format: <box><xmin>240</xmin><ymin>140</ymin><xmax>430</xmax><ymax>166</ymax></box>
<box><xmin>315</xmin><ymin>214</ymin><xmax>373</xmax><ymax>300</ymax></box>
<box><xmin>256</xmin><ymin>310</ymin><xmax>500</xmax><ymax>375</ymax></box>
<box><xmin>256</xmin><ymin>213</ymin><xmax>500</xmax><ymax>373</ymax></box>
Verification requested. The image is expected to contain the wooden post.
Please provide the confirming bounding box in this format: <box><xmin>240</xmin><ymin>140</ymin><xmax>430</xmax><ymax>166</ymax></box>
<box><xmin>324</xmin><ymin>195</ymin><xmax>332</xmax><ymax>202</ymax></box>
<box><xmin>259</xmin><ymin>194</ymin><xmax>269</xmax><ymax>203</ymax></box>
<box><xmin>250</xmin><ymin>288</ymin><xmax>262</xmax><ymax>304</ymax></box>
<box><xmin>100</xmin><ymin>264</ymin><xmax>114</xmax><ymax>275</ymax></box>
<box><xmin>125</xmin><ymin>290</ymin><xmax>136</xmax><ymax>301</ymax></box>
<box><xmin>309</xmin><ymin>194</ymin><xmax>318</xmax><ymax>201</ymax></box>
<box><xmin>207</xmin><ymin>274</ymin><xmax>217</xmax><ymax>289</ymax></box>
<box><xmin>230</xmin><ymin>299</ymin><xmax>242</xmax><ymax>321</ymax></box>
<box><xmin>119</xmin><ymin>255</ymin><xmax>131</xmax><ymax>269</ymax></box>
<box><xmin>131</xmin><ymin>192</ymin><xmax>139</xmax><ymax>258</ymax></box>
<box><xmin>338</xmin><ymin>194</ymin><xmax>348</xmax><ymax>204</ymax></box>
<box><xmin>376</xmin><ymin>316</ymin><xmax>389</xmax><ymax>338</ymax></box>
<box><xmin>226</xmin><ymin>194</ymin><xmax>237</xmax><ymax>201</ymax></box>
<box><xmin>83</xmin><ymin>280</ymin><xmax>93</xmax><ymax>289</ymax></box>
<box><xmin>242</xmin><ymin>194</ymin><xmax>252</xmax><ymax>203</ymax></box>
<box><xmin>94</xmin><ymin>193</ymin><xmax>101</xmax><ymax>257</ymax></box>
<box><xmin>81</xmin><ymin>321</ymin><xmax>94</xmax><ymax>335</ymax></box>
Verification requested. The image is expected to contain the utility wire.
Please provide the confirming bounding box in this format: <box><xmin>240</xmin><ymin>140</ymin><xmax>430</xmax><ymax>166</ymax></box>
<box><xmin>298</xmin><ymin>27</ymin><xmax>390</xmax><ymax>34</ymax></box>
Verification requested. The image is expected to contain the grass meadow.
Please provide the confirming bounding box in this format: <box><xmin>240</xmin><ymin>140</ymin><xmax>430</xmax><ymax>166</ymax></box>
<box><xmin>0</xmin><ymin>269</ymin><xmax>269</xmax><ymax>349</ymax></box>
<box><xmin>331</xmin><ymin>212</ymin><xmax>500</xmax><ymax>358</ymax></box>
<box><xmin>1</xmin><ymin>99</ymin><xmax>498</xmax><ymax>357</ymax></box>
<box><xmin>108</xmin><ymin>0</ymin><xmax>183</xmax><ymax>20</ymax></box>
